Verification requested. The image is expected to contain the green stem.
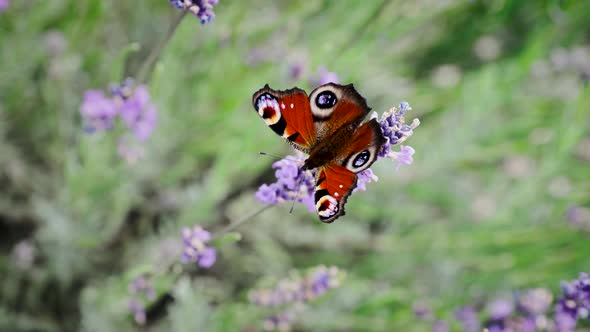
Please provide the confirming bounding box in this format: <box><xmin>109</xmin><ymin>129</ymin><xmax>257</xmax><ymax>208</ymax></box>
<box><xmin>136</xmin><ymin>10</ymin><xmax>188</xmax><ymax>83</ymax></box>
<box><xmin>216</xmin><ymin>205</ymin><xmax>273</xmax><ymax>236</ymax></box>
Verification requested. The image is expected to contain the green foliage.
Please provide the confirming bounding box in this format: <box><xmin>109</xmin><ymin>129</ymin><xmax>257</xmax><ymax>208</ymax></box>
<box><xmin>1</xmin><ymin>1</ymin><xmax>590</xmax><ymax>331</ymax></box>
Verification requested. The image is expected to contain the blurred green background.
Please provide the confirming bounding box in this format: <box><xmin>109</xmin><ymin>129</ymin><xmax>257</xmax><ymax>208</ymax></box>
<box><xmin>1</xmin><ymin>0</ymin><xmax>590</xmax><ymax>331</ymax></box>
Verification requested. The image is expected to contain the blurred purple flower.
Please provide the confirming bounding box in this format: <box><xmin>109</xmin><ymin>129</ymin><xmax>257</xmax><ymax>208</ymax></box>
<box><xmin>317</xmin><ymin>67</ymin><xmax>340</xmax><ymax>85</ymax></box>
<box><xmin>81</xmin><ymin>79</ymin><xmax>158</xmax><ymax>163</ymax></box>
<box><xmin>487</xmin><ymin>298</ymin><xmax>514</xmax><ymax>321</ymax></box>
<box><xmin>288</xmin><ymin>61</ymin><xmax>306</xmax><ymax>81</ymax></box>
<box><xmin>249</xmin><ymin>265</ymin><xmax>344</xmax><ymax>308</ymax></box>
<box><xmin>519</xmin><ymin>288</ymin><xmax>553</xmax><ymax>316</ymax></box>
<box><xmin>127</xmin><ymin>275</ymin><xmax>156</xmax><ymax>326</ymax></box>
<box><xmin>180</xmin><ymin>226</ymin><xmax>217</xmax><ymax>268</ymax></box>
<box><xmin>117</xmin><ymin>139</ymin><xmax>145</xmax><ymax>166</ymax></box>
<box><xmin>263</xmin><ymin>308</ymin><xmax>300</xmax><ymax>332</ymax></box>
<box><xmin>119</xmin><ymin>85</ymin><xmax>158</xmax><ymax>141</ymax></box>
<box><xmin>0</xmin><ymin>0</ymin><xmax>9</xmax><ymax>12</ymax></box>
<box><xmin>413</xmin><ymin>302</ymin><xmax>433</xmax><ymax>321</ymax></box>
<box><xmin>567</xmin><ymin>205</ymin><xmax>590</xmax><ymax>230</ymax></box>
<box><xmin>80</xmin><ymin>90</ymin><xmax>118</xmax><ymax>133</ymax></box>
<box><xmin>309</xmin><ymin>67</ymin><xmax>340</xmax><ymax>87</ymax></box>
<box><xmin>432</xmin><ymin>320</ymin><xmax>449</xmax><ymax>332</ymax></box>
<box><xmin>455</xmin><ymin>306</ymin><xmax>481</xmax><ymax>332</ymax></box>
<box><xmin>169</xmin><ymin>0</ymin><xmax>219</xmax><ymax>24</ymax></box>
<box><xmin>129</xmin><ymin>276</ymin><xmax>156</xmax><ymax>300</ymax></box>
<box><xmin>554</xmin><ymin>272</ymin><xmax>590</xmax><ymax>330</ymax></box>
<box><xmin>128</xmin><ymin>298</ymin><xmax>146</xmax><ymax>325</ymax></box>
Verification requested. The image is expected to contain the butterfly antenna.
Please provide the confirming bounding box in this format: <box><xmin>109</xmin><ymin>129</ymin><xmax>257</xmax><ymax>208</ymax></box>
<box><xmin>259</xmin><ymin>151</ymin><xmax>283</xmax><ymax>161</ymax></box>
<box><xmin>259</xmin><ymin>151</ymin><xmax>304</xmax><ymax>164</ymax></box>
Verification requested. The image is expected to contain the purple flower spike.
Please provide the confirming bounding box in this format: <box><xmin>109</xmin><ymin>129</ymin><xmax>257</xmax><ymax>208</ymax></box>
<box><xmin>249</xmin><ymin>265</ymin><xmax>344</xmax><ymax>308</ymax></box>
<box><xmin>432</xmin><ymin>320</ymin><xmax>449</xmax><ymax>332</ymax></box>
<box><xmin>169</xmin><ymin>0</ymin><xmax>219</xmax><ymax>24</ymax></box>
<box><xmin>317</xmin><ymin>67</ymin><xmax>340</xmax><ymax>85</ymax></box>
<box><xmin>487</xmin><ymin>298</ymin><xmax>514</xmax><ymax>321</ymax></box>
<box><xmin>180</xmin><ymin>225</ymin><xmax>217</xmax><ymax>269</ymax></box>
<box><xmin>0</xmin><ymin>0</ymin><xmax>9</xmax><ymax>12</ymax></box>
<box><xmin>255</xmin><ymin>152</ymin><xmax>315</xmax><ymax>212</ymax></box>
<box><xmin>377</xmin><ymin>102</ymin><xmax>420</xmax><ymax>159</ymax></box>
<box><xmin>80</xmin><ymin>90</ymin><xmax>118</xmax><ymax>133</ymax></box>
<box><xmin>119</xmin><ymin>85</ymin><xmax>158</xmax><ymax>142</ymax></box>
<box><xmin>354</xmin><ymin>168</ymin><xmax>379</xmax><ymax>192</ymax></box>
<box><xmin>455</xmin><ymin>306</ymin><xmax>481</xmax><ymax>332</ymax></box>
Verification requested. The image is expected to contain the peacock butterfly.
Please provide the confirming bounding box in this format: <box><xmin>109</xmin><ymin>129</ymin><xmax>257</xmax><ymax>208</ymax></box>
<box><xmin>252</xmin><ymin>83</ymin><xmax>386</xmax><ymax>223</ymax></box>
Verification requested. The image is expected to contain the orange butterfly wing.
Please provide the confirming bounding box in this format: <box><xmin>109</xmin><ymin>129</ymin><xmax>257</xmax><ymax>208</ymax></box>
<box><xmin>252</xmin><ymin>85</ymin><xmax>317</xmax><ymax>153</ymax></box>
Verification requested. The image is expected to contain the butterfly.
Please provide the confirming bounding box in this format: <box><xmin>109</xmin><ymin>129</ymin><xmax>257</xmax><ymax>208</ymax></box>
<box><xmin>252</xmin><ymin>83</ymin><xmax>386</xmax><ymax>223</ymax></box>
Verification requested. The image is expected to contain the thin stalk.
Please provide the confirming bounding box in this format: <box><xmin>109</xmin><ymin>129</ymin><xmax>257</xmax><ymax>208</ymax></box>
<box><xmin>136</xmin><ymin>11</ymin><xmax>188</xmax><ymax>83</ymax></box>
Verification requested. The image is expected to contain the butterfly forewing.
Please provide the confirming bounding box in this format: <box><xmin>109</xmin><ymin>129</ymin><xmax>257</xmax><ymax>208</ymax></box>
<box><xmin>252</xmin><ymin>85</ymin><xmax>316</xmax><ymax>153</ymax></box>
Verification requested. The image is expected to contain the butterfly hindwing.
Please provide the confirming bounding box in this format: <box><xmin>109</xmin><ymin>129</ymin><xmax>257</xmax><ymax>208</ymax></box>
<box><xmin>252</xmin><ymin>85</ymin><xmax>317</xmax><ymax>153</ymax></box>
<box><xmin>339</xmin><ymin>118</ymin><xmax>385</xmax><ymax>173</ymax></box>
<box><xmin>314</xmin><ymin>164</ymin><xmax>357</xmax><ymax>223</ymax></box>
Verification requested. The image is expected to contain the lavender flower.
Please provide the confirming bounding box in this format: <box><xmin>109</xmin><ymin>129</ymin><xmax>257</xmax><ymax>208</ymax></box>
<box><xmin>255</xmin><ymin>152</ymin><xmax>315</xmax><ymax>212</ymax></box>
<box><xmin>118</xmin><ymin>85</ymin><xmax>158</xmax><ymax>141</ymax></box>
<box><xmin>80</xmin><ymin>79</ymin><xmax>158</xmax><ymax>163</ymax></box>
<box><xmin>180</xmin><ymin>226</ymin><xmax>217</xmax><ymax>268</ymax></box>
<box><xmin>0</xmin><ymin>0</ymin><xmax>9</xmax><ymax>12</ymax></box>
<box><xmin>169</xmin><ymin>0</ymin><xmax>219</xmax><ymax>24</ymax></box>
<box><xmin>354</xmin><ymin>168</ymin><xmax>379</xmax><ymax>192</ymax></box>
<box><xmin>249</xmin><ymin>265</ymin><xmax>344</xmax><ymax>307</ymax></box>
<box><xmin>378</xmin><ymin>102</ymin><xmax>420</xmax><ymax>158</ymax></box>
<box><xmin>317</xmin><ymin>67</ymin><xmax>340</xmax><ymax>85</ymax></box>
<box><xmin>487</xmin><ymin>298</ymin><xmax>514</xmax><ymax>321</ymax></box>
<box><xmin>432</xmin><ymin>320</ymin><xmax>449</xmax><ymax>332</ymax></box>
<box><xmin>262</xmin><ymin>306</ymin><xmax>303</xmax><ymax>332</ymax></box>
<box><xmin>309</xmin><ymin>67</ymin><xmax>340</xmax><ymax>87</ymax></box>
<box><xmin>554</xmin><ymin>272</ymin><xmax>590</xmax><ymax>329</ymax></box>
<box><xmin>455</xmin><ymin>305</ymin><xmax>481</xmax><ymax>332</ymax></box>
<box><xmin>80</xmin><ymin>90</ymin><xmax>118</xmax><ymax>133</ymax></box>
<box><xmin>127</xmin><ymin>275</ymin><xmax>156</xmax><ymax>325</ymax></box>
<box><xmin>128</xmin><ymin>298</ymin><xmax>146</xmax><ymax>325</ymax></box>
<box><xmin>519</xmin><ymin>288</ymin><xmax>553</xmax><ymax>316</ymax></box>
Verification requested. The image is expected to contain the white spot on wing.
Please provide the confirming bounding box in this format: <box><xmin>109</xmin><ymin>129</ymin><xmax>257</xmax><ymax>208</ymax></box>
<box><xmin>281</xmin><ymin>103</ymin><xmax>285</xmax><ymax>109</ymax></box>
<box><xmin>290</xmin><ymin>103</ymin><xmax>294</xmax><ymax>108</ymax></box>
<box><xmin>334</xmin><ymin>192</ymin><xmax>339</xmax><ymax>197</ymax></box>
<box><xmin>339</xmin><ymin>185</ymin><xmax>343</xmax><ymax>188</ymax></box>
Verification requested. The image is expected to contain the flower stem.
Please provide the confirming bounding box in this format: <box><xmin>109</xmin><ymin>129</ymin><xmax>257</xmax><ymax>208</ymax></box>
<box><xmin>216</xmin><ymin>205</ymin><xmax>273</xmax><ymax>236</ymax></box>
<box><xmin>136</xmin><ymin>10</ymin><xmax>187</xmax><ymax>83</ymax></box>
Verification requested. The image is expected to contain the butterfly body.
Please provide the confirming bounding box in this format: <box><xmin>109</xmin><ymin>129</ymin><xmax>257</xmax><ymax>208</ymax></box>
<box><xmin>253</xmin><ymin>83</ymin><xmax>385</xmax><ymax>223</ymax></box>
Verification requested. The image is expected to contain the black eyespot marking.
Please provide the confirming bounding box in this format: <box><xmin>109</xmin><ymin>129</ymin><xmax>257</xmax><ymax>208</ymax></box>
<box><xmin>315</xmin><ymin>91</ymin><xmax>337</xmax><ymax>109</ymax></box>
<box><xmin>353</xmin><ymin>150</ymin><xmax>371</xmax><ymax>168</ymax></box>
